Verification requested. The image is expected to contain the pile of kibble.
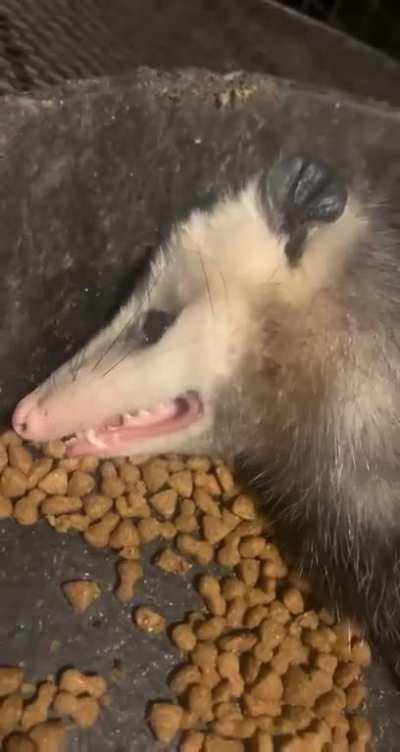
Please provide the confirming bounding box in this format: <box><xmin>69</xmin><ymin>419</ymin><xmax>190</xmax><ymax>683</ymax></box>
<box><xmin>0</xmin><ymin>430</ymin><xmax>372</xmax><ymax>751</ymax></box>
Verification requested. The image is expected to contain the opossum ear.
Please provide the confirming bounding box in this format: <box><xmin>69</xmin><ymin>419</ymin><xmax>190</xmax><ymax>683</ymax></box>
<box><xmin>260</xmin><ymin>155</ymin><xmax>348</xmax><ymax>265</ymax></box>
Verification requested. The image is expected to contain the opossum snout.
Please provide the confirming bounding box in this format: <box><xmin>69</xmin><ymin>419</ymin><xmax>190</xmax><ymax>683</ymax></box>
<box><xmin>12</xmin><ymin>390</ymin><xmax>47</xmax><ymax>441</ymax></box>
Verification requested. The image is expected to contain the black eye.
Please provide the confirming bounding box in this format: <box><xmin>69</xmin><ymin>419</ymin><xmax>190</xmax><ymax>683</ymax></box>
<box><xmin>142</xmin><ymin>309</ymin><xmax>177</xmax><ymax>346</ymax></box>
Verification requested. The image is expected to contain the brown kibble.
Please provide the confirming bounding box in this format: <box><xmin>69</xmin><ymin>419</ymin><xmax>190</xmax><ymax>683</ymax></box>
<box><xmin>154</xmin><ymin>548</ymin><xmax>192</xmax><ymax>576</ymax></box>
<box><xmin>21</xmin><ymin>682</ymin><xmax>57</xmax><ymax>730</ymax></box>
<box><xmin>282</xmin><ymin>588</ymin><xmax>304</xmax><ymax>615</ymax></box>
<box><xmin>101</xmin><ymin>475</ymin><xmax>125</xmax><ymax>498</ymax></box>
<box><xmin>171</xmin><ymin>624</ymin><xmax>197</xmax><ymax>652</ymax></box>
<box><xmin>176</xmin><ymin>534</ymin><xmax>213</xmax><ymax>565</ymax></box>
<box><xmin>348</xmin><ymin>714</ymin><xmax>372</xmax><ymax>745</ymax></box>
<box><xmin>192</xmin><ymin>642</ymin><xmax>218</xmax><ymax>675</ymax></box>
<box><xmin>115</xmin><ymin>492</ymin><xmax>150</xmax><ymax>519</ymax></box>
<box><xmin>83</xmin><ymin>494</ymin><xmax>114</xmax><ymax>520</ymax></box>
<box><xmin>193</xmin><ymin>471</ymin><xmax>221</xmax><ymax>496</ymax></box>
<box><xmin>315</xmin><ymin>686</ymin><xmax>346</xmax><ymax>716</ymax></box>
<box><xmin>44</xmin><ymin>440</ymin><xmax>66</xmax><ymax>459</ymax></box>
<box><xmin>219</xmin><ymin>632</ymin><xmax>257</xmax><ymax>654</ymax></box>
<box><xmin>334</xmin><ymin>662</ymin><xmax>360</xmax><ymax>689</ymax></box>
<box><xmin>251</xmin><ymin>670</ymin><xmax>283</xmax><ymax>702</ymax></box>
<box><xmin>225</xmin><ymin>597</ymin><xmax>247</xmax><ymax>629</ymax></box>
<box><xmin>170</xmin><ymin>665</ymin><xmax>201</xmax><ymax>695</ymax></box>
<box><xmin>239</xmin><ymin>559</ymin><xmax>260</xmax><ymax>587</ymax></box>
<box><xmin>231</xmin><ymin>495</ymin><xmax>257</xmax><ymax>520</ymax></box>
<box><xmin>84</xmin><ymin>512</ymin><xmax>119</xmax><ymax>548</ymax></box>
<box><xmin>38</xmin><ymin>469</ymin><xmax>68</xmax><ymax>496</ymax></box>
<box><xmin>239</xmin><ymin>536</ymin><xmax>267</xmax><ymax>558</ymax></box>
<box><xmin>261</xmin><ymin>553</ymin><xmax>288</xmax><ymax>579</ymax></box>
<box><xmin>1</xmin><ymin>467</ymin><xmax>28</xmax><ymax>498</ymax></box>
<box><xmin>195</xmin><ymin>616</ymin><xmax>226</xmax><ymax>641</ymax></box>
<box><xmin>217</xmin><ymin>535</ymin><xmax>241</xmax><ymax>567</ymax></box>
<box><xmin>59</xmin><ymin>669</ymin><xmax>106</xmax><ymax>698</ymax></box>
<box><xmin>187</xmin><ymin>684</ymin><xmax>213</xmax><ymax>723</ymax></box>
<box><xmin>351</xmin><ymin>638</ymin><xmax>371</xmax><ymax>666</ymax></box>
<box><xmin>14</xmin><ymin>490</ymin><xmax>46</xmax><ymax>525</ymax></box>
<box><xmin>109</xmin><ymin>519</ymin><xmax>139</xmax><ymax>549</ymax></box>
<box><xmin>134</xmin><ymin>607</ymin><xmax>166</xmax><ymax>634</ymax></box>
<box><xmin>67</xmin><ymin>471</ymin><xmax>95</xmax><ymax>496</ymax></box>
<box><xmin>142</xmin><ymin>462</ymin><xmax>169</xmax><ymax>493</ymax></box>
<box><xmin>119</xmin><ymin>544</ymin><xmax>141</xmax><ymax>560</ymax></box>
<box><xmin>62</xmin><ymin>580</ymin><xmax>101</xmax><ymax>613</ymax></box>
<box><xmin>187</xmin><ymin>456</ymin><xmax>211</xmax><ymax>472</ymax></box>
<box><xmin>346</xmin><ymin>681</ymin><xmax>367</xmax><ymax>710</ymax></box>
<box><xmin>193</xmin><ymin>488</ymin><xmax>221</xmax><ymax>517</ymax></box>
<box><xmin>3</xmin><ymin>734</ymin><xmax>36</xmax><ymax>752</ymax></box>
<box><xmin>49</xmin><ymin>513</ymin><xmax>90</xmax><ymax>533</ymax></box>
<box><xmin>244</xmin><ymin>605</ymin><xmax>269</xmax><ymax>630</ymax></box>
<box><xmin>26</xmin><ymin>458</ymin><xmax>53</xmax><ymax>490</ymax></box>
<box><xmin>303</xmin><ymin>626</ymin><xmax>336</xmax><ymax>653</ymax></box>
<box><xmin>221</xmin><ymin>577</ymin><xmax>247</xmax><ymax>601</ymax></box>
<box><xmin>199</xmin><ymin>575</ymin><xmax>226</xmax><ymax>616</ymax></box>
<box><xmin>41</xmin><ymin>496</ymin><xmax>82</xmax><ymax>516</ymax></box>
<box><xmin>149</xmin><ymin>703</ymin><xmax>183</xmax><ymax>743</ymax></box>
<box><xmin>58</xmin><ymin>458</ymin><xmax>79</xmax><ymax>472</ymax></box>
<box><xmin>203</xmin><ymin>515</ymin><xmax>231</xmax><ymax>544</ymax></box>
<box><xmin>0</xmin><ymin>494</ymin><xmax>13</xmax><ymax>518</ymax></box>
<box><xmin>241</xmin><ymin>654</ymin><xmax>261</xmax><ymax>685</ymax></box>
<box><xmin>0</xmin><ymin>443</ymin><xmax>8</xmax><ymax>472</ymax></box>
<box><xmin>203</xmin><ymin>734</ymin><xmax>244</xmax><ymax>752</ymax></box>
<box><xmin>283</xmin><ymin>666</ymin><xmax>332</xmax><ymax>707</ymax></box>
<box><xmin>137</xmin><ymin>517</ymin><xmax>161</xmax><ymax>543</ymax></box>
<box><xmin>0</xmin><ymin>693</ymin><xmax>23</xmax><ymax>738</ymax></box>
<box><xmin>150</xmin><ymin>489</ymin><xmax>178</xmax><ymax>518</ymax></box>
<box><xmin>180</xmin><ymin>730</ymin><xmax>205</xmax><ymax>752</ymax></box>
<box><xmin>115</xmin><ymin>560</ymin><xmax>143</xmax><ymax>602</ymax></box>
<box><xmin>0</xmin><ymin>667</ymin><xmax>24</xmax><ymax>697</ymax></box>
<box><xmin>249</xmin><ymin>731</ymin><xmax>274</xmax><ymax>752</ymax></box>
<box><xmin>29</xmin><ymin>720</ymin><xmax>66</xmax><ymax>751</ymax></box>
<box><xmin>217</xmin><ymin>652</ymin><xmax>244</xmax><ymax>697</ymax></box>
<box><xmin>119</xmin><ymin>463</ymin><xmax>141</xmax><ymax>485</ymax></box>
<box><xmin>169</xmin><ymin>470</ymin><xmax>193</xmax><ymax>497</ymax></box>
<box><xmin>314</xmin><ymin>653</ymin><xmax>338</xmax><ymax>675</ymax></box>
<box><xmin>215</xmin><ymin>464</ymin><xmax>236</xmax><ymax>493</ymax></box>
<box><xmin>8</xmin><ymin>445</ymin><xmax>33</xmax><ymax>475</ymax></box>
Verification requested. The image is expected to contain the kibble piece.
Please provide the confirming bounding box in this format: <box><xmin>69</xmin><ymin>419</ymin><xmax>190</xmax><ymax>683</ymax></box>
<box><xmin>180</xmin><ymin>730</ymin><xmax>205</xmax><ymax>752</ymax></box>
<box><xmin>219</xmin><ymin>632</ymin><xmax>257</xmax><ymax>654</ymax></box>
<box><xmin>202</xmin><ymin>515</ymin><xmax>230</xmax><ymax>544</ymax></box>
<box><xmin>249</xmin><ymin>731</ymin><xmax>274</xmax><ymax>752</ymax></box>
<box><xmin>115</xmin><ymin>560</ymin><xmax>143</xmax><ymax>602</ymax></box>
<box><xmin>193</xmin><ymin>488</ymin><xmax>221</xmax><ymax>517</ymax></box>
<box><xmin>149</xmin><ymin>703</ymin><xmax>183</xmax><ymax>743</ymax></box>
<box><xmin>170</xmin><ymin>665</ymin><xmax>202</xmax><ymax>695</ymax></box>
<box><xmin>199</xmin><ymin>575</ymin><xmax>226</xmax><ymax>616</ymax></box>
<box><xmin>241</xmin><ymin>654</ymin><xmax>261</xmax><ymax>685</ymax></box>
<box><xmin>134</xmin><ymin>607</ymin><xmax>166</xmax><ymax>634</ymax></box>
<box><xmin>119</xmin><ymin>463</ymin><xmax>141</xmax><ymax>485</ymax></box>
<box><xmin>41</xmin><ymin>496</ymin><xmax>82</xmax><ymax>516</ymax></box>
<box><xmin>169</xmin><ymin>470</ymin><xmax>193</xmax><ymax>497</ymax></box>
<box><xmin>142</xmin><ymin>462</ymin><xmax>169</xmax><ymax>493</ymax></box>
<box><xmin>53</xmin><ymin>691</ymin><xmax>99</xmax><ymax>728</ymax></box>
<box><xmin>49</xmin><ymin>513</ymin><xmax>90</xmax><ymax>533</ymax></box>
<box><xmin>1</xmin><ymin>467</ymin><xmax>28</xmax><ymax>498</ymax></box>
<box><xmin>282</xmin><ymin>588</ymin><xmax>304</xmax><ymax>615</ymax></box>
<box><xmin>45</xmin><ymin>440</ymin><xmax>66</xmax><ymax>459</ymax></box>
<box><xmin>0</xmin><ymin>667</ymin><xmax>24</xmax><ymax>697</ymax></box>
<box><xmin>67</xmin><ymin>471</ymin><xmax>95</xmax><ymax>496</ymax></box>
<box><xmin>346</xmin><ymin>682</ymin><xmax>367</xmax><ymax>710</ymax></box>
<box><xmin>109</xmin><ymin>519</ymin><xmax>139</xmax><ymax>550</ymax></box>
<box><xmin>187</xmin><ymin>684</ymin><xmax>213</xmax><ymax>723</ymax></box>
<box><xmin>83</xmin><ymin>494</ymin><xmax>114</xmax><ymax>520</ymax></box>
<box><xmin>58</xmin><ymin>458</ymin><xmax>79</xmax><ymax>473</ymax></box>
<box><xmin>62</xmin><ymin>580</ymin><xmax>101</xmax><ymax>613</ymax></box>
<box><xmin>176</xmin><ymin>534</ymin><xmax>213</xmax><ymax>565</ymax></box>
<box><xmin>215</xmin><ymin>464</ymin><xmax>235</xmax><ymax>493</ymax></box>
<box><xmin>221</xmin><ymin>577</ymin><xmax>247</xmax><ymax>601</ymax></box>
<box><xmin>334</xmin><ymin>662</ymin><xmax>360</xmax><ymax>689</ymax></box>
<box><xmin>239</xmin><ymin>536</ymin><xmax>266</xmax><ymax>558</ymax></box>
<box><xmin>154</xmin><ymin>548</ymin><xmax>192</xmax><ymax>576</ymax></box>
<box><xmin>348</xmin><ymin>715</ymin><xmax>372</xmax><ymax>746</ymax></box>
<box><xmin>119</xmin><ymin>544</ymin><xmax>141</xmax><ymax>560</ymax></box>
<box><xmin>283</xmin><ymin>666</ymin><xmax>332</xmax><ymax>707</ymax></box>
<box><xmin>13</xmin><ymin>490</ymin><xmax>46</xmax><ymax>525</ymax></box>
<box><xmin>231</xmin><ymin>495</ymin><xmax>257</xmax><ymax>520</ymax></box>
<box><xmin>115</xmin><ymin>492</ymin><xmax>150</xmax><ymax>518</ymax></box>
<box><xmin>193</xmin><ymin>472</ymin><xmax>221</xmax><ymax>496</ymax></box>
<box><xmin>101</xmin><ymin>475</ymin><xmax>125</xmax><ymax>498</ymax></box>
<box><xmin>4</xmin><ymin>734</ymin><xmax>36</xmax><ymax>752</ymax></box>
<box><xmin>217</xmin><ymin>653</ymin><xmax>244</xmax><ymax>698</ymax></box>
<box><xmin>203</xmin><ymin>735</ymin><xmax>244</xmax><ymax>752</ymax></box>
<box><xmin>217</xmin><ymin>535</ymin><xmax>241</xmax><ymax>567</ymax></box>
<box><xmin>315</xmin><ymin>687</ymin><xmax>346</xmax><ymax>717</ymax></box>
<box><xmin>314</xmin><ymin>654</ymin><xmax>338</xmax><ymax>675</ymax></box>
<box><xmin>171</xmin><ymin>624</ymin><xmax>197</xmax><ymax>652</ymax></box>
<box><xmin>244</xmin><ymin>605</ymin><xmax>269</xmax><ymax>629</ymax></box>
<box><xmin>149</xmin><ymin>489</ymin><xmax>177</xmax><ymax>518</ymax></box>
<box><xmin>192</xmin><ymin>642</ymin><xmax>218</xmax><ymax>675</ymax></box>
<box><xmin>351</xmin><ymin>638</ymin><xmax>371</xmax><ymax>666</ymax></box>
<box><xmin>303</xmin><ymin>626</ymin><xmax>336</xmax><ymax>653</ymax></box>
<box><xmin>59</xmin><ymin>669</ymin><xmax>106</xmax><ymax>699</ymax></box>
<box><xmin>0</xmin><ymin>693</ymin><xmax>23</xmax><ymax>736</ymax></box>
<box><xmin>225</xmin><ymin>597</ymin><xmax>247</xmax><ymax>629</ymax></box>
<box><xmin>8</xmin><ymin>445</ymin><xmax>33</xmax><ymax>475</ymax></box>
<box><xmin>0</xmin><ymin>494</ymin><xmax>13</xmax><ymax>518</ymax></box>
<box><xmin>196</xmin><ymin>616</ymin><xmax>226</xmax><ymax>641</ymax></box>
<box><xmin>29</xmin><ymin>720</ymin><xmax>66</xmax><ymax>752</ymax></box>
<box><xmin>21</xmin><ymin>682</ymin><xmax>57</xmax><ymax>730</ymax></box>
<box><xmin>38</xmin><ymin>469</ymin><xmax>68</xmax><ymax>496</ymax></box>
<box><xmin>137</xmin><ymin>517</ymin><xmax>161</xmax><ymax>544</ymax></box>
<box><xmin>239</xmin><ymin>559</ymin><xmax>260</xmax><ymax>588</ymax></box>
<box><xmin>84</xmin><ymin>512</ymin><xmax>119</xmax><ymax>548</ymax></box>
<box><xmin>0</xmin><ymin>443</ymin><xmax>8</xmax><ymax>472</ymax></box>
<box><xmin>187</xmin><ymin>456</ymin><xmax>211</xmax><ymax>472</ymax></box>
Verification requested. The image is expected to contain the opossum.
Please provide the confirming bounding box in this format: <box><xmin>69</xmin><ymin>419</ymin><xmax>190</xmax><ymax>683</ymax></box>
<box><xmin>12</xmin><ymin>153</ymin><xmax>400</xmax><ymax>676</ymax></box>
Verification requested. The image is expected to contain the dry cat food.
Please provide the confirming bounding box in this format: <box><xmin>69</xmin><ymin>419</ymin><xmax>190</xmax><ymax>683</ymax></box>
<box><xmin>0</xmin><ymin>430</ymin><xmax>373</xmax><ymax>750</ymax></box>
<box><xmin>0</xmin><ymin>665</ymin><xmax>107</xmax><ymax>749</ymax></box>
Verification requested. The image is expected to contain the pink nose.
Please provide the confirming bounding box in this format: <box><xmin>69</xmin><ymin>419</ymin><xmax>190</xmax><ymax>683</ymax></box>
<box><xmin>12</xmin><ymin>392</ymin><xmax>49</xmax><ymax>441</ymax></box>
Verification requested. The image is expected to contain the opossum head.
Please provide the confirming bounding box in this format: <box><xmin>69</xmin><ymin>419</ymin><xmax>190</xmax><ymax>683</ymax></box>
<box><xmin>13</xmin><ymin>155</ymin><xmax>364</xmax><ymax>459</ymax></box>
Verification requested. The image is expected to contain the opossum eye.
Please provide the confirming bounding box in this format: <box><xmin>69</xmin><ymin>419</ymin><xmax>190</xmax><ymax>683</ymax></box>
<box><xmin>262</xmin><ymin>155</ymin><xmax>347</xmax><ymax>265</ymax></box>
<box><xmin>142</xmin><ymin>309</ymin><xmax>177</xmax><ymax>346</ymax></box>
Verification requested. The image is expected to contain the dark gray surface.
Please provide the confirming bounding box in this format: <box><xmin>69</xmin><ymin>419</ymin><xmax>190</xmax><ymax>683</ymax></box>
<box><xmin>0</xmin><ymin>0</ymin><xmax>399</xmax><ymax>107</ymax></box>
<box><xmin>1</xmin><ymin>68</ymin><xmax>400</xmax><ymax>748</ymax></box>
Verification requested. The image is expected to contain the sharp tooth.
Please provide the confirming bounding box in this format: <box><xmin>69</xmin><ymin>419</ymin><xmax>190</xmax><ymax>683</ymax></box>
<box><xmin>86</xmin><ymin>429</ymin><xmax>108</xmax><ymax>449</ymax></box>
<box><xmin>138</xmin><ymin>409</ymin><xmax>151</xmax><ymax>417</ymax></box>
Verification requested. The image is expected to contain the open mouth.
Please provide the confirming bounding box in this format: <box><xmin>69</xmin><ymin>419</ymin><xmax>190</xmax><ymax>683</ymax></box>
<box><xmin>65</xmin><ymin>391</ymin><xmax>203</xmax><ymax>456</ymax></box>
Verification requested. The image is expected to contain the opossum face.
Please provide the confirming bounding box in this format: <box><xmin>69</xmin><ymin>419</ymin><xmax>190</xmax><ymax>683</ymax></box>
<box><xmin>13</xmin><ymin>155</ymin><xmax>361</xmax><ymax>458</ymax></box>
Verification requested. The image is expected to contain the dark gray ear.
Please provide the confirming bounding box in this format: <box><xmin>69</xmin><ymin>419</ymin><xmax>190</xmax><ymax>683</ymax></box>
<box><xmin>259</xmin><ymin>155</ymin><xmax>348</xmax><ymax>265</ymax></box>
